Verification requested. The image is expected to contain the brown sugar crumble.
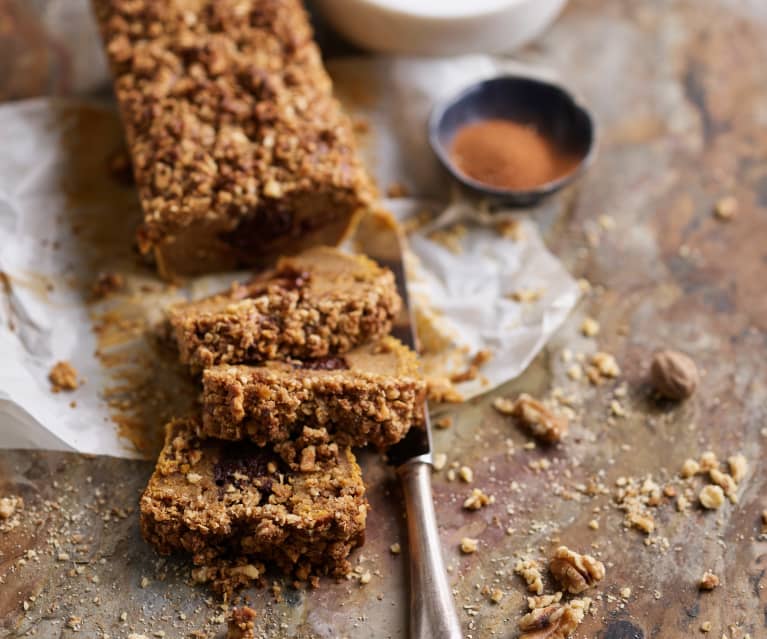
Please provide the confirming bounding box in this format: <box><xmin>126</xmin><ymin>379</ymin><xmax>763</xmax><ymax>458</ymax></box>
<box><xmin>227</xmin><ymin>606</ymin><xmax>257</xmax><ymax>639</ymax></box>
<box><xmin>48</xmin><ymin>361</ymin><xmax>80</xmax><ymax>392</ymax></box>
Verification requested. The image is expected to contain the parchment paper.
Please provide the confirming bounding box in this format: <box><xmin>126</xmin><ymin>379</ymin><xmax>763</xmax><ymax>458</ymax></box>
<box><xmin>0</xmin><ymin>56</ymin><xmax>578</xmax><ymax>458</ymax></box>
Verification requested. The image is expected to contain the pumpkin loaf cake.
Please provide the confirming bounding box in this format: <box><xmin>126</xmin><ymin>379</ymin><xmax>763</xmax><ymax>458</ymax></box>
<box><xmin>140</xmin><ymin>416</ymin><xmax>368</xmax><ymax>594</ymax></box>
<box><xmin>168</xmin><ymin>247</ymin><xmax>402</xmax><ymax>372</ymax></box>
<box><xmin>92</xmin><ymin>0</ymin><xmax>373</xmax><ymax>278</ymax></box>
<box><xmin>200</xmin><ymin>336</ymin><xmax>425</xmax><ymax>454</ymax></box>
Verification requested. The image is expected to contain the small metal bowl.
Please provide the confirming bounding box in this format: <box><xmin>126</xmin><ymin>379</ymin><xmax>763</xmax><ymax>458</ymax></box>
<box><xmin>429</xmin><ymin>74</ymin><xmax>596</xmax><ymax>206</ymax></box>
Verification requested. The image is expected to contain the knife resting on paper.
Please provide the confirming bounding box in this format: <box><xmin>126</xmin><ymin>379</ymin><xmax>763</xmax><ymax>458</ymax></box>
<box><xmin>355</xmin><ymin>211</ymin><xmax>463</xmax><ymax>639</ymax></box>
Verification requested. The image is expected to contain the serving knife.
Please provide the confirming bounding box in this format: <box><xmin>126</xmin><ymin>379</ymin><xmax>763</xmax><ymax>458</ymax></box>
<box><xmin>355</xmin><ymin>212</ymin><xmax>463</xmax><ymax>639</ymax></box>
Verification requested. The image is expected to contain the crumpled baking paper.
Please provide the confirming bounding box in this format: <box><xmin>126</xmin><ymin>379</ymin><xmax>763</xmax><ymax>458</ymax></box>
<box><xmin>0</xmin><ymin>56</ymin><xmax>578</xmax><ymax>458</ymax></box>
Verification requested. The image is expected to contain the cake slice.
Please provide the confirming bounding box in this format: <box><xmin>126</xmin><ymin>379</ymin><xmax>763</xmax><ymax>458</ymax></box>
<box><xmin>168</xmin><ymin>247</ymin><xmax>402</xmax><ymax>372</ymax></box>
<box><xmin>140</xmin><ymin>416</ymin><xmax>368</xmax><ymax>594</ymax></box>
<box><xmin>200</xmin><ymin>336</ymin><xmax>425</xmax><ymax>453</ymax></box>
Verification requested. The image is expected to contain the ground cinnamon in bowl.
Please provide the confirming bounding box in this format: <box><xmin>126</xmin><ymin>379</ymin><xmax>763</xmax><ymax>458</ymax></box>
<box><xmin>449</xmin><ymin>119</ymin><xmax>580</xmax><ymax>191</ymax></box>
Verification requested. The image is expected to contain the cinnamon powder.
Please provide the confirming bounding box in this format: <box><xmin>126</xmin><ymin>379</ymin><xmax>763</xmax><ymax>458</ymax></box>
<box><xmin>449</xmin><ymin>119</ymin><xmax>579</xmax><ymax>190</ymax></box>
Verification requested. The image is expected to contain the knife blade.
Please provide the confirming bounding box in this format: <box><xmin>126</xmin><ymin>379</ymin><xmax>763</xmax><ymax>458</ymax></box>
<box><xmin>354</xmin><ymin>210</ymin><xmax>462</xmax><ymax>639</ymax></box>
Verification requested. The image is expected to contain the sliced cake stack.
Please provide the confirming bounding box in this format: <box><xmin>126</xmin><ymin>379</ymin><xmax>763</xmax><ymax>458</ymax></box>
<box><xmin>139</xmin><ymin>247</ymin><xmax>425</xmax><ymax>593</ymax></box>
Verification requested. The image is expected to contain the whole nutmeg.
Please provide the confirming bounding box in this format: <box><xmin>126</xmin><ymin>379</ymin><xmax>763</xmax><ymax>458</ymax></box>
<box><xmin>650</xmin><ymin>349</ymin><xmax>698</xmax><ymax>400</ymax></box>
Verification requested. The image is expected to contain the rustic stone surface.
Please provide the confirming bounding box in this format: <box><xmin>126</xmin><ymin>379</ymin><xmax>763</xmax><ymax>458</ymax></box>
<box><xmin>2</xmin><ymin>0</ymin><xmax>767</xmax><ymax>637</ymax></box>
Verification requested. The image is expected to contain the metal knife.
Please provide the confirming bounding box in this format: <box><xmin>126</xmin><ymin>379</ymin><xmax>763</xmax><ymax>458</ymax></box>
<box><xmin>355</xmin><ymin>211</ymin><xmax>463</xmax><ymax>639</ymax></box>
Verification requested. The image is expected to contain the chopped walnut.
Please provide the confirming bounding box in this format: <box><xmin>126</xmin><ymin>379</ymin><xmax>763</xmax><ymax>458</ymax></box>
<box><xmin>49</xmin><ymin>361</ymin><xmax>79</xmax><ymax>392</ymax></box>
<box><xmin>460</xmin><ymin>537</ymin><xmax>479</xmax><ymax>554</ymax></box>
<box><xmin>549</xmin><ymin>546</ymin><xmax>605</xmax><ymax>594</ymax></box>
<box><xmin>463</xmin><ymin>488</ymin><xmax>495</xmax><ymax>511</ymax></box>
<box><xmin>458</xmin><ymin>466</ymin><xmax>474</xmax><ymax>483</ymax></box>
<box><xmin>626</xmin><ymin>510</ymin><xmax>655</xmax><ymax>534</ymax></box>
<box><xmin>0</xmin><ymin>496</ymin><xmax>23</xmax><ymax>519</ymax></box>
<box><xmin>433</xmin><ymin>453</ymin><xmax>447</xmax><ymax>471</ymax></box>
<box><xmin>510</xmin><ymin>394</ymin><xmax>568</xmax><ymax>443</ymax></box>
<box><xmin>492</xmin><ymin>396</ymin><xmax>515</xmax><ymax>415</ymax></box>
<box><xmin>528</xmin><ymin>592</ymin><xmax>563</xmax><ymax>610</ymax></box>
<box><xmin>680</xmin><ymin>458</ymin><xmax>700</xmax><ymax>478</ymax></box>
<box><xmin>299</xmin><ymin>446</ymin><xmax>317</xmax><ymax>473</ymax></box>
<box><xmin>587</xmin><ymin>352</ymin><xmax>620</xmax><ymax>384</ymax></box>
<box><xmin>518</xmin><ymin>598</ymin><xmax>591</xmax><ymax>639</ymax></box>
<box><xmin>727</xmin><ymin>454</ymin><xmax>748</xmax><ymax>483</ymax></box>
<box><xmin>699</xmin><ymin>572</ymin><xmax>719</xmax><ymax>591</ymax></box>
<box><xmin>699</xmin><ymin>451</ymin><xmax>719</xmax><ymax>472</ymax></box>
<box><xmin>426</xmin><ymin>377</ymin><xmax>464</xmax><ymax>404</ymax></box>
<box><xmin>699</xmin><ymin>485</ymin><xmax>725</xmax><ymax>510</ymax></box>
<box><xmin>515</xmin><ymin>558</ymin><xmax>544</xmax><ymax>595</ymax></box>
<box><xmin>709</xmin><ymin>468</ymin><xmax>738</xmax><ymax>503</ymax></box>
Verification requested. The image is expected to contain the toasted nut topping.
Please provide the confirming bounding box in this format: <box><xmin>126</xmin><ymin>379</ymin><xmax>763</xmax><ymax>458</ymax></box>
<box><xmin>515</xmin><ymin>559</ymin><xmax>544</xmax><ymax>595</ymax></box>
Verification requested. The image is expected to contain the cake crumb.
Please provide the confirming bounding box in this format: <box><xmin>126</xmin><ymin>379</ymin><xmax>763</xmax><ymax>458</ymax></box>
<box><xmin>0</xmin><ymin>495</ymin><xmax>22</xmax><ymax>519</ymax></box>
<box><xmin>699</xmin><ymin>571</ymin><xmax>719</xmax><ymax>590</ymax></box>
<box><xmin>581</xmin><ymin>317</ymin><xmax>600</xmax><ymax>337</ymax></box>
<box><xmin>458</xmin><ymin>466</ymin><xmax>474</xmax><ymax>483</ymax></box>
<box><xmin>227</xmin><ymin>606</ymin><xmax>257</xmax><ymax>639</ymax></box>
<box><xmin>714</xmin><ymin>196</ymin><xmax>737</xmax><ymax>220</ymax></box>
<box><xmin>463</xmin><ymin>488</ymin><xmax>494</xmax><ymax>511</ymax></box>
<box><xmin>700</xmin><ymin>620</ymin><xmax>712</xmax><ymax>632</ymax></box>
<box><xmin>460</xmin><ymin>537</ymin><xmax>479</xmax><ymax>554</ymax></box>
<box><xmin>49</xmin><ymin>361</ymin><xmax>79</xmax><ymax>392</ymax></box>
<box><xmin>433</xmin><ymin>453</ymin><xmax>447</xmax><ymax>471</ymax></box>
<box><xmin>620</xmin><ymin>587</ymin><xmax>632</xmax><ymax>599</ymax></box>
<box><xmin>389</xmin><ymin>543</ymin><xmax>401</xmax><ymax>555</ymax></box>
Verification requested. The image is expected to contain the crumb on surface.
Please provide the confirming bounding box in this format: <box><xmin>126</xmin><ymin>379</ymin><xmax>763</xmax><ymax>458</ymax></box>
<box><xmin>460</xmin><ymin>537</ymin><xmax>479</xmax><ymax>554</ymax></box>
<box><xmin>580</xmin><ymin>317</ymin><xmax>600</xmax><ymax>337</ymax></box>
<box><xmin>0</xmin><ymin>496</ymin><xmax>23</xmax><ymax>519</ymax></box>
<box><xmin>714</xmin><ymin>195</ymin><xmax>738</xmax><ymax>220</ymax></box>
<box><xmin>49</xmin><ymin>361</ymin><xmax>79</xmax><ymax>392</ymax></box>
<box><xmin>699</xmin><ymin>485</ymin><xmax>725</xmax><ymax>510</ymax></box>
<box><xmin>699</xmin><ymin>571</ymin><xmax>719</xmax><ymax>591</ymax></box>
<box><xmin>515</xmin><ymin>558</ymin><xmax>544</xmax><ymax>595</ymax></box>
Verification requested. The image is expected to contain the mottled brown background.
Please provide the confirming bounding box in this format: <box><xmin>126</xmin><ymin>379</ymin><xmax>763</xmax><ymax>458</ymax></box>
<box><xmin>1</xmin><ymin>0</ymin><xmax>766</xmax><ymax>637</ymax></box>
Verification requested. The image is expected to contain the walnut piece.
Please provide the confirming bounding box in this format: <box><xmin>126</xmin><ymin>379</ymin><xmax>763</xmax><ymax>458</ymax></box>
<box><xmin>650</xmin><ymin>350</ymin><xmax>698</xmax><ymax>400</ymax></box>
<box><xmin>549</xmin><ymin>546</ymin><xmax>606</xmax><ymax>594</ymax></box>
<box><xmin>699</xmin><ymin>572</ymin><xmax>720</xmax><ymax>591</ymax></box>
<box><xmin>49</xmin><ymin>361</ymin><xmax>80</xmax><ymax>392</ymax></box>
<box><xmin>511</xmin><ymin>394</ymin><xmax>568</xmax><ymax>443</ymax></box>
<box><xmin>463</xmin><ymin>488</ymin><xmax>494</xmax><ymax>511</ymax></box>
<box><xmin>518</xmin><ymin>598</ymin><xmax>590</xmax><ymax>639</ymax></box>
<box><xmin>515</xmin><ymin>558</ymin><xmax>544</xmax><ymax>595</ymax></box>
<box><xmin>460</xmin><ymin>537</ymin><xmax>479</xmax><ymax>554</ymax></box>
<box><xmin>699</xmin><ymin>485</ymin><xmax>725</xmax><ymax>510</ymax></box>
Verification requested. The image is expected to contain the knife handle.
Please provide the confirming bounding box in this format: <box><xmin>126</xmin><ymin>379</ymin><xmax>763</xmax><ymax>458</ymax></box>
<box><xmin>397</xmin><ymin>460</ymin><xmax>463</xmax><ymax>639</ymax></box>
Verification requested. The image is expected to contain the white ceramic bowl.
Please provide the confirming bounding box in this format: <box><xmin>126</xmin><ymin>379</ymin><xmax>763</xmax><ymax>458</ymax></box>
<box><xmin>312</xmin><ymin>0</ymin><xmax>569</xmax><ymax>56</ymax></box>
